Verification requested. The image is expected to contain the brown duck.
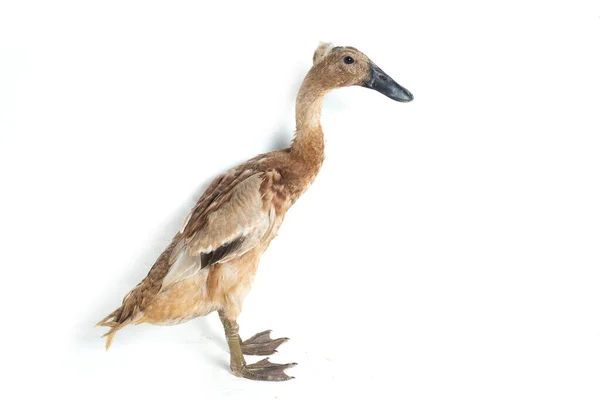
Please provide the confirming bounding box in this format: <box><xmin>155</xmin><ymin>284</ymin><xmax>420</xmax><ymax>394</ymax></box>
<box><xmin>98</xmin><ymin>43</ymin><xmax>413</xmax><ymax>381</ymax></box>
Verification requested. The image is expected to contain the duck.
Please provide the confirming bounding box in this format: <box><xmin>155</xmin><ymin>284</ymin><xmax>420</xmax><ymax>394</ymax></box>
<box><xmin>97</xmin><ymin>42</ymin><xmax>413</xmax><ymax>381</ymax></box>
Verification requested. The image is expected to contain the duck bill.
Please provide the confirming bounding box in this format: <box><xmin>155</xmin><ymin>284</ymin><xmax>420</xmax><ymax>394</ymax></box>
<box><xmin>362</xmin><ymin>64</ymin><xmax>413</xmax><ymax>102</ymax></box>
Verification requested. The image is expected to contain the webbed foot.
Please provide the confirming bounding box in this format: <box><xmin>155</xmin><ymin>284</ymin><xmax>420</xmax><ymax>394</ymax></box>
<box><xmin>233</xmin><ymin>357</ymin><xmax>296</xmax><ymax>381</ymax></box>
<box><xmin>218</xmin><ymin>310</ymin><xmax>296</xmax><ymax>382</ymax></box>
<box><xmin>241</xmin><ymin>330</ymin><xmax>289</xmax><ymax>355</ymax></box>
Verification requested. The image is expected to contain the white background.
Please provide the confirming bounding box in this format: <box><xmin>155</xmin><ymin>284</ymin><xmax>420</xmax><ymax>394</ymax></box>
<box><xmin>1</xmin><ymin>1</ymin><xmax>599</xmax><ymax>399</ymax></box>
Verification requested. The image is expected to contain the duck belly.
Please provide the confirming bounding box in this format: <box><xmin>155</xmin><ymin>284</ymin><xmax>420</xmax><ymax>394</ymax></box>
<box><xmin>141</xmin><ymin>248</ymin><xmax>262</xmax><ymax>325</ymax></box>
<box><xmin>141</xmin><ymin>268</ymin><xmax>216</xmax><ymax>325</ymax></box>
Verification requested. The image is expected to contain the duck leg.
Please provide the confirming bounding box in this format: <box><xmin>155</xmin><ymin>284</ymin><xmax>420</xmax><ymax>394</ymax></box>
<box><xmin>218</xmin><ymin>310</ymin><xmax>295</xmax><ymax>381</ymax></box>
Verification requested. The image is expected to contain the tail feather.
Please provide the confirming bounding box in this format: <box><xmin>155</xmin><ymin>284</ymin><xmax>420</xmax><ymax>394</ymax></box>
<box><xmin>96</xmin><ymin>308</ymin><xmax>128</xmax><ymax>350</ymax></box>
<box><xmin>96</xmin><ymin>234</ymin><xmax>181</xmax><ymax>349</ymax></box>
<box><xmin>96</xmin><ymin>292</ymin><xmax>141</xmax><ymax>350</ymax></box>
<box><xmin>96</xmin><ymin>309</ymin><xmax>119</xmax><ymax>328</ymax></box>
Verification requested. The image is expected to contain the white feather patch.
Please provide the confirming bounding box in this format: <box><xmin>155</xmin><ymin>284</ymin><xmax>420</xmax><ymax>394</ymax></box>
<box><xmin>161</xmin><ymin>244</ymin><xmax>201</xmax><ymax>289</ymax></box>
<box><xmin>313</xmin><ymin>42</ymin><xmax>334</xmax><ymax>65</ymax></box>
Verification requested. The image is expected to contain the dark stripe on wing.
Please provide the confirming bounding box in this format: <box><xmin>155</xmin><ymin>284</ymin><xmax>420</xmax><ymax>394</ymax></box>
<box><xmin>200</xmin><ymin>236</ymin><xmax>246</xmax><ymax>268</ymax></box>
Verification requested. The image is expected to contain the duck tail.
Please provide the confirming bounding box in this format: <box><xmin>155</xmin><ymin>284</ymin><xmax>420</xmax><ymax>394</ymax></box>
<box><xmin>96</xmin><ymin>291</ymin><xmax>140</xmax><ymax>350</ymax></box>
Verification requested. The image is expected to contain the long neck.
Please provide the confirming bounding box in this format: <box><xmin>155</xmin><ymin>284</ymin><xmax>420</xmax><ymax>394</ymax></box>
<box><xmin>291</xmin><ymin>70</ymin><xmax>327</xmax><ymax>167</ymax></box>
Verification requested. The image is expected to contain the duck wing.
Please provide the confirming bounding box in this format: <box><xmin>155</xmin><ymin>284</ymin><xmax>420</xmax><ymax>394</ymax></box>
<box><xmin>160</xmin><ymin>169</ymin><xmax>275</xmax><ymax>289</ymax></box>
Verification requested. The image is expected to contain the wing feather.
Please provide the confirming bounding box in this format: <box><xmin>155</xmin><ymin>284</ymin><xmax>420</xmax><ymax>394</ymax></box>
<box><xmin>160</xmin><ymin>171</ymin><xmax>274</xmax><ymax>290</ymax></box>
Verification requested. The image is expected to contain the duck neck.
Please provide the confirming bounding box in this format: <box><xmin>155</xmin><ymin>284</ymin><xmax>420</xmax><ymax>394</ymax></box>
<box><xmin>291</xmin><ymin>73</ymin><xmax>327</xmax><ymax>168</ymax></box>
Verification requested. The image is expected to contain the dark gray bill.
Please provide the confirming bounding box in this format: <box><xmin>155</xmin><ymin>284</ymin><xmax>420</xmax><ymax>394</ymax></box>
<box><xmin>362</xmin><ymin>64</ymin><xmax>413</xmax><ymax>102</ymax></box>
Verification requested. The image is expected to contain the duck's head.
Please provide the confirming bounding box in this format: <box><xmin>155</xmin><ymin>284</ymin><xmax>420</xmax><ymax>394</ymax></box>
<box><xmin>311</xmin><ymin>43</ymin><xmax>413</xmax><ymax>102</ymax></box>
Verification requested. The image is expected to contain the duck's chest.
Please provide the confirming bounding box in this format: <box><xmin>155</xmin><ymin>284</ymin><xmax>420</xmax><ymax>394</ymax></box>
<box><xmin>281</xmin><ymin>162</ymin><xmax>323</xmax><ymax>205</ymax></box>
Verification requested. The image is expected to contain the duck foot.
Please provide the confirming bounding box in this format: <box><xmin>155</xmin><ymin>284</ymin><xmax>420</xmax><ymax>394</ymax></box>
<box><xmin>234</xmin><ymin>358</ymin><xmax>296</xmax><ymax>381</ymax></box>
<box><xmin>218</xmin><ymin>311</ymin><xmax>295</xmax><ymax>381</ymax></box>
<box><xmin>241</xmin><ymin>330</ymin><xmax>289</xmax><ymax>355</ymax></box>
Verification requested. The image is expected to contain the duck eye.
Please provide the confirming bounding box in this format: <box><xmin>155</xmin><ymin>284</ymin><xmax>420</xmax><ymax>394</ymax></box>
<box><xmin>343</xmin><ymin>56</ymin><xmax>354</xmax><ymax>65</ymax></box>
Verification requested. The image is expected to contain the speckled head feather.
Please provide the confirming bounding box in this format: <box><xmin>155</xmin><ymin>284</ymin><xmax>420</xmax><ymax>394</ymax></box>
<box><xmin>306</xmin><ymin>44</ymin><xmax>375</xmax><ymax>90</ymax></box>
